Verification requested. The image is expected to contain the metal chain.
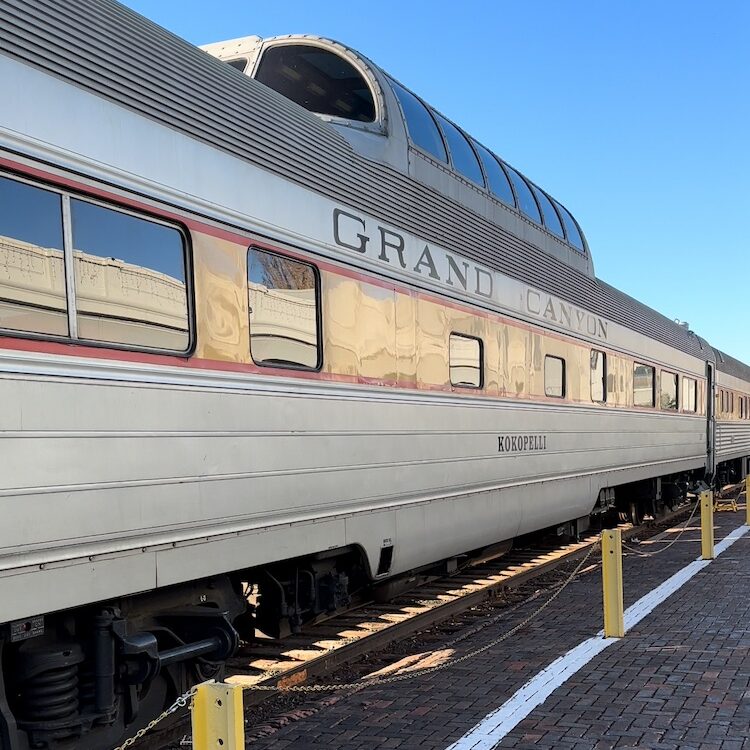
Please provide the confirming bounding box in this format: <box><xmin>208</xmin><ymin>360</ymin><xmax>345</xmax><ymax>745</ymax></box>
<box><xmin>241</xmin><ymin>540</ymin><xmax>599</xmax><ymax>694</ymax></box>
<box><xmin>111</xmin><ymin>685</ymin><xmax>198</xmax><ymax>750</ymax></box>
<box><xmin>621</xmin><ymin>497</ymin><xmax>701</xmax><ymax>558</ymax></box>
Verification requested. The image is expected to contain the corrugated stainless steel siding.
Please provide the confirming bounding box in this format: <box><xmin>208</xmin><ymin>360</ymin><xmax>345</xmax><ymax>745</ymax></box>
<box><xmin>0</xmin><ymin>0</ymin><xmax>712</xmax><ymax>361</ymax></box>
<box><xmin>716</xmin><ymin>422</ymin><xmax>750</xmax><ymax>457</ymax></box>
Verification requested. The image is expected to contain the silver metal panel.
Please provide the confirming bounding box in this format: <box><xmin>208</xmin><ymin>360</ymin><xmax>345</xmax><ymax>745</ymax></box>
<box><xmin>716</xmin><ymin>422</ymin><xmax>750</xmax><ymax>461</ymax></box>
<box><xmin>0</xmin><ymin>0</ymin><xmax>710</xmax><ymax>361</ymax></box>
<box><xmin>0</xmin><ymin>352</ymin><xmax>707</xmax><ymax>619</ymax></box>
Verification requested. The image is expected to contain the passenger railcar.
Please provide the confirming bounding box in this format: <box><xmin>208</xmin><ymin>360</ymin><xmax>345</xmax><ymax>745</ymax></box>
<box><xmin>0</xmin><ymin>2</ymin><xmax>748</xmax><ymax>749</ymax></box>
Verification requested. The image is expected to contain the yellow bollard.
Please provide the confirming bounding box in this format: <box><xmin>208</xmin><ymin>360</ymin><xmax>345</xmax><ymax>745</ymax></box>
<box><xmin>191</xmin><ymin>681</ymin><xmax>245</xmax><ymax>750</ymax></box>
<box><xmin>602</xmin><ymin>529</ymin><xmax>624</xmax><ymax>638</ymax></box>
<box><xmin>700</xmin><ymin>490</ymin><xmax>715</xmax><ymax>560</ymax></box>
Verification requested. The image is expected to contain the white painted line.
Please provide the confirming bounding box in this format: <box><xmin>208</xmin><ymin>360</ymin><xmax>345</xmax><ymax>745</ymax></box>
<box><xmin>445</xmin><ymin>523</ymin><xmax>750</xmax><ymax>750</ymax></box>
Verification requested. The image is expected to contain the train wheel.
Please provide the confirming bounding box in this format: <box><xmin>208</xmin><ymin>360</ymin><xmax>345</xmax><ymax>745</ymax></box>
<box><xmin>629</xmin><ymin>500</ymin><xmax>642</xmax><ymax>527</ymax></box>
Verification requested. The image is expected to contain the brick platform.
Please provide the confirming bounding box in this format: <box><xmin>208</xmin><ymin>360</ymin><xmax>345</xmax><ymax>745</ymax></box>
<box><xmin>244</xmin><ymin>510</ymin><xmax>750</xmax><ymax>750</ymax></box>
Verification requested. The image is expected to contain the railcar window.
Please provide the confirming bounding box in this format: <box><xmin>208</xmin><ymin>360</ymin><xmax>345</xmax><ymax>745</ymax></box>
<box><xmin>248</xmin><ymin>248</ymin><xmax>320</xmax><ymax>370</ymax></box>
<box><xmin>449</xmin><ymin>333</ymin><xmax>482</xmax><ymax>388</ymax></box>
<box><xmin>553</xmin><ymin>200</ymin><xmax>585</xmax><ymax>253</ymax></box>
<box><xmin>681</xmin><ymin>377</ymin><xmax>697</xmax><ymax>413</ymax></box>
<box><xmin>471</xmin><ymin>141</ymin><xmax>515</xmax><ymax>206</ymax></box>
<box><xmin>0</xmin><ymin>175</ymin><xmax>68</xmax><ymax>336</ymax></box>
<box><xmin>590</xmin><ymin>349</ymin><xmax>606</xmax><ymax>402</ymax></box>
<box><xmin>226</xmin><ymin>58</ymin><xmax>248</xmax><ymax>72</ymax></box>
<box><xmin>531</xmin><ymin>186</ymin><xmax>564</xmax><ymax>239</ymax></box>
<box><xmin>633</xmin><ymin>364</ymin><xmax>655</xmax><ymax>407</ymax></box>
<box><xmin>544</xmin><ymin>355</ymin><xmax>565</xmax><ymax>398</ymax></box>
<box><xmin>389</xmin><ymin>80</ymin><xmax>447</xmax><ymax>162</ymax></box>
<box><xmin>503</xmin><ymin>165</ymin><xmax>542</xmax><ymax>223</ymax></box>
<box><xmin>434</xmin><ymin>114</ymin><xmax>484</xmax><ymax>187</ymax></box>
<box><xmin>660</xmin><ymin>371</ymin><xmax>678</xmax><ymax>410</ymax></box>
<box><xmin>255</xmin><ymin>45</ymin><xmax>375</xmax><ymax>123</ymax></box>
<box><xmin>70</xmin><ymin>200</ymin><xmax>189</xmax><ymax>351</ymax></box>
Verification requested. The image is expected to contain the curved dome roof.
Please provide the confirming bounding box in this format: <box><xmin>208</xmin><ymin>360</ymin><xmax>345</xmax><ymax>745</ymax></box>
<box><xmin>202</xmin><ymin>34</ymin><xmax>590</xmax><ymax>275</ymax></box>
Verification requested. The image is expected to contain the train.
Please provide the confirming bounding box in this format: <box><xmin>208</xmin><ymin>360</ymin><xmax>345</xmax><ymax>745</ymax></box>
<box><xmin>1</xmin><ymin>1</ymin><xmax>749</xmax><ymax>749</ymax></box>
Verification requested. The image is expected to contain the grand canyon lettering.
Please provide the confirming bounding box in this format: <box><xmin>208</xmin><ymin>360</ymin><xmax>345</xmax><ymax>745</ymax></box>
<box><xmin>332</xmin><ymin>208</ymin><xmax>607</xmax><ymax>341</ymax></box>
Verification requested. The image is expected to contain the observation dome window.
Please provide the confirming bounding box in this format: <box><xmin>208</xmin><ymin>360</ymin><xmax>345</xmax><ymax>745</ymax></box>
<box><xmin>531</xmin><ymin>185</ymin><xmax>564</xmax><ymax>239</ymax></box>
<box><xmin>433</xmin><ymin>113</ymin><xmax>484</xmax><ymax>187</ymax></box>
<box><xmin>255</xmin><ymin>44</ymin><xmax>376</xmax><ymax>122</ymax></box>
<box><xmin>554</xmin><ymin>200</ymin><xmax>585</xmax><ymax>252</ymax></box>
<box><xmin>504</xmin><ymin>164</ymin><xmax>541</xmax><ymax>223</ymax></box>
<box><xmin>471</xmin><ymin>140</ymin><xmax>515</xmax><ymax>207</ymax></box>
<box><xmin>389</xmin><ymin>79</ymin><xmax>447</xmax><ymax>162</ymax></box>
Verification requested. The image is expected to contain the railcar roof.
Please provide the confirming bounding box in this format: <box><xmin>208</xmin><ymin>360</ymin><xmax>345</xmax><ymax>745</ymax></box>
<box><xmin>714</xmin><ymin>349</ymin><xmax>750</xmax><ymax>381</ymax></box>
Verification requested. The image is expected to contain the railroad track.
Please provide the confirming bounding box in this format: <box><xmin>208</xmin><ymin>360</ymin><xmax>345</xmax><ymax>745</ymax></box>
<box><xmin>141</xmin><ymin>505</ymin><xmax>695</xmax><ymax>748</ymax></box>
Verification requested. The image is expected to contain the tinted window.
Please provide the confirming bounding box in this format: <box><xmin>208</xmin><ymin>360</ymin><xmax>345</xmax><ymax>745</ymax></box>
<box><xmin>531</xmin><ymin>186</ymin><xmax>564</xmax><ymax>238</ymax></box>
<box><xmin>591</xmin><ymin>349</ymin><xmax>606</xmax><ymax>402</ymax></box>
<box><xmin>248</xmin><ymin>248</ymin><xmax>320</xmax><ymax>369</ymax></box>
<box><xmin>0</xmin><ymin>175</ymin><xmax>68</xmax><ymax>336</ymax></box>
<box><xmin>660</xmin><ymin>371</ymin><xmax>678</xmax><ymax>410</ymax></box>
<box><xmin>503</xmin><ymin>165</ymin><xmax>541</xmax><ymax>222</ymax></box>
<box><xmin>633</xmin><ymin>363</ymin><xmax>655</xmax><ymax>407</ymax></box>
<box><xmin>472</xmin><ymin>141</ymin><xmax>515</xmax><ymax>206</ymax></box>
<box><xmin>554</xmin><ymin>200</ymin><xmax>585</xmax><ymax>252</ymax></box>
<box><xmin>226</xmin><ymin>58</ymin><xmax>248</xmax><ymax>72</ymax></box>
<box><xmin>390</xmin><ymin>80</ymin><xmax>447</xmax><ymax>162</ymax></box>
<box><xmin>681</xmin><ymin>377</ymin><xmax>697</xmax><ymax>413</ymax></box>
<box><xmin>71</xmin><ymin>199</ymin><xmax>189</xmax><ymax>351</ymax></box>
<box><xmin>449</xmin><ymin>333</ymin><xmax>482</xmax><ymax>388</ymax></box>
<box><xmin>544</xmin><ymin>355</ymin><xmax>565</xmax><ymax>398</ymax></box>
<box><xmin>256</xmin><ymin>45</ymin><xmax>375</xmax><ymax>122</ymax></box>
<box><xmin>434</xmin><ymin>114</ymin><xmax>484</xmax><ymax>186</ymax></box>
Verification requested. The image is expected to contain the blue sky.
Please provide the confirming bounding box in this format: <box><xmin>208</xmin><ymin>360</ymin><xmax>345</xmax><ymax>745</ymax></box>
<box><xmin>124</xmin><ymin>1</ymin><xmax>749</xmax><ymax>362</ymax></box>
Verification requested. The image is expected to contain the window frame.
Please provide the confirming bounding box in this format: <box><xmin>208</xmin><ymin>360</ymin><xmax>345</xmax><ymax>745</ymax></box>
<box><xmin>544</xmin><ymin>354</ymin><xmax>566</xmax><ymax>399</ymax></box>
<box><xmin>633</xmin><ymin>362</ymin><xmax>656</xmax><ymax>408</ymax></box>
<box><xmin>247</xmin><ymin>245</ymin><xmax>323</xmax><ymax>372</ymax></box>
<box><xmin>448</xmin><ymin>332</ymin><xmax>484</xmax><ymax>389</ymax></box>
<box><xmin>0</xmin><ymin>169</ymin><xmax>195</xmax><ymax>356</ymax></box>
<box><xmin>659</xmin><ymin>370</ymin><xmax>679</xmax><ymax>411</ymax></box>
<box><xmin>590</xmin><ymin>348</ymin><xmax>607</xmax><ymax>403</ymax></box>
<box><xmin>681</xmin><ymin>376</ymin><xmax>697</xmax><ymax>414</ymax></box>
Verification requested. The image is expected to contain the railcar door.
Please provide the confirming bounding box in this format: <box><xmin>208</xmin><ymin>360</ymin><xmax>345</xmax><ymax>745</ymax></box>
<box><xmin>706</xmin><ymin>361</ymin><xmax>716</xmax><ymax>480</ymax></box>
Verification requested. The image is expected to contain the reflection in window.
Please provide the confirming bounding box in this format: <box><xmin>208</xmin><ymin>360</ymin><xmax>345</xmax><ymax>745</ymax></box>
<box><xmin>590</xmin><ymin>349</ymin><xmax>606</xmax><ymax>402</ymax></box>
<box><xmin>633</xmin><ymin>363</ymin><xmax>655</xmax><ymax>407</ymax></box>
<box><xmin>434</xmin><ymin>114</ymin><xmax>484</xmax><ymax>186</ymax></box>
<box><xmin>553</xmin><ymin>201</ymin><xmax>585</xmax><ymax>252</ymax></box>
<box><xmin>681</xmin><ymin>377</ymin><xmax>697</xmax><ymax>413</ymax></box>
<box><xmin>449</xmin><ymin>333</ymin><xmax>482</xmax><ymax>388</ymax></box>
<box><xmin>389</xmin><ymin>80</ymin><xmax>447</xmax><ymax>162</ymax></box>
<box><xmin>248</xmin><ymin>248</ymin><xmax>320</xmax><ymax>369</ymax></box>
<box><xmin>255</xmin><ymin>44</ymin><xmax>375</xmax><ymax>122</ymax></box>
<box><xmin>71</xmin><ymin>200</ymin><xmax>189</xmax><ymax>351</ymax></box>
<box><xmin>660</xmin><ymin>371</ymin><xmax>678</xmax><ymax>410</ymax></box>
<box><xmin>472</xmin><ymin>141</ymin><xmax>515</xmax><ymax>206</ymax></box>
<box><xmin>503</xmin><ymin>165</ymin><xmax>541</xmax><ymax>223</ymax></box>
<box><xmin>0</xmin><ymin>175</ymin><xmax>68</xmax><ymax>336</ymax></box>
<box><xmin>531</xmin><ymin>186</ymin><xmax>564</xmax><ymax>238</ymax></box>
<box><xmin>544</xmin><ymin>355</ymin><xmax>565</xmax><ymax>398</ymax></box>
